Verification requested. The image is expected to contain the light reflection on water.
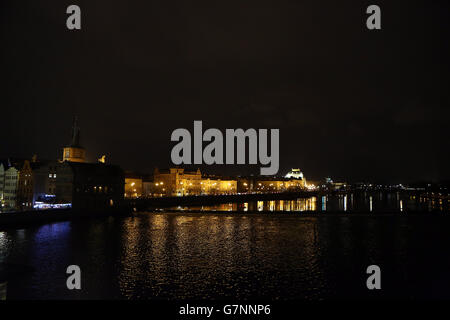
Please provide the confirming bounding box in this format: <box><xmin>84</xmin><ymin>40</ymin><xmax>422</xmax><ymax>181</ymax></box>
<box><xmin>1</xmin><ymin>213</ymin><xmax>450</xmax><ymax>300</ymax></box>
<box><xmin>170</xmin><ymin>192</ymin><xmax>449</xmax><ymax>213</ymax></box>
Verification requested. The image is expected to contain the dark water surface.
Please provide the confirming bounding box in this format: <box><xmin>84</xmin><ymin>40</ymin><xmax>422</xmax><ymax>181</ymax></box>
<box><xmin>1</xmin><ymin>212</ymin><xmax>450</xmax><ymax>300</ymax></box>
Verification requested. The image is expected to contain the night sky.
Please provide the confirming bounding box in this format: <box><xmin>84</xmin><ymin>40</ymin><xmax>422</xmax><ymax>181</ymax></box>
<box><xmin>2</xmin><ymin>0</ymin><xmax>449</xmax><ymax>183</ymax></box>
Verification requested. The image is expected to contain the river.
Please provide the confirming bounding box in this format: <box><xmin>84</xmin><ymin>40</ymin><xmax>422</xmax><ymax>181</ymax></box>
<box><xmin>1</xmin><ymin>211</ymin><xmax>449</xmax><ymax>300</ymax></box>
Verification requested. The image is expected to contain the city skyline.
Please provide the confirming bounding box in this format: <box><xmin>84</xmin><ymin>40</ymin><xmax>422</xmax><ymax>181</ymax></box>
<box><xmin>2</xmin><ymin>1</ymin><xmax>449</xmax><ymax>184</ymax></box>
<box><xmin>1</xmin><ymin>115</ymin><xmax>449</xmax><ymax>185</ymax></box>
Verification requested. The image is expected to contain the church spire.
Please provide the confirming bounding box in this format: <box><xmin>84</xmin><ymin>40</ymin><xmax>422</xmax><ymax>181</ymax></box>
<box><xmin>70</xmin><ymin>116</ymin><xmax>81</xmax><ymax>147</ymax></box>
<box><xmin>63</xmin><ymin>116</ymin><xmax>86</xmax><ymax>163</ymax></box>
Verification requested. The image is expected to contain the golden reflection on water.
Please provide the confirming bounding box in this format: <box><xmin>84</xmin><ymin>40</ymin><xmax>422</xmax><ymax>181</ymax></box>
<box><xmin>4</xmin><ymin>208</ymin><xmax>450</xmax><ymax>299</ymax></box>
<box><xmin>116</xmin><ymin>212</ymin><xmax>325</xmax><ymax>299</ymax></box>
<box><xmin>257</xmin><ymin>201</ymin><xmax>264</xmax><ymax>211</ymax></box>
<box><xmin>169</xmin><ymin>193</ymin><xmax>447</xmax><ymax>214</ymax></box>
<box><xmin>194</xmin><ymin>197</ymin><xmax>319</xmax><ymax>212</ymax></box>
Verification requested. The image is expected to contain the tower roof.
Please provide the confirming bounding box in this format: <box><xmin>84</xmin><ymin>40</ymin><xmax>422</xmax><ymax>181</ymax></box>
<box><xmin>68</xmin><ymin>116</ymin><xmax>82</xmax><ymax>148</ymax></box>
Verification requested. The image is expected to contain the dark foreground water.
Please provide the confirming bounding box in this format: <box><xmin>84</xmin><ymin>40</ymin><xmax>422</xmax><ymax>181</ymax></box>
<box><xmin>1</xmin><ymin>212</ymin><xmax>450</xmax><ymax>300</ymax></box>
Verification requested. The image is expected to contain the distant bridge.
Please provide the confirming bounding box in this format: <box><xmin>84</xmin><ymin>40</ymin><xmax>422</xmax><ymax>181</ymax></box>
<box><xmin>125</xmin><ymin>191</ymin><xmax>319</xmax><ymax>211</ymax></box>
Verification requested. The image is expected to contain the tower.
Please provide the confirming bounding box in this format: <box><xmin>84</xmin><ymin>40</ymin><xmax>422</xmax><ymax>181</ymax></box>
<box><xmin>62</xmin><ymin>116</ymin><xmax>86</xmax><ymax>163</ymax></box>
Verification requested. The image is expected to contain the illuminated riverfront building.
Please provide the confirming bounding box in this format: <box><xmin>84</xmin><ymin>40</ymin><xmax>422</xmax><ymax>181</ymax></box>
<box><xmin>237</xmin><ymin>169</ymin><xmax>307</xmax><ymax>193</ymax></box>
<box><xmin>62</xmin><ymin>117</ymin><xmax>86</xmax><ymax>163</ymax></box>
<box><xmin>124</xmin><ymin>172</ymin><xmax>143</xmax><ymax>198</ymax></box>
<box><xmin>201</xmin><ymin>176</ymin><xmax>237</xmax><ymax>195</ymax></box>
<box><xmin>124</xmin><ymin>172</ymin><xmax>153</xmax><ymax>198</ymax></box>
<box><xmin>1</xmin><ymin>118</ymin><xmax>125</xmax><ymax>211</ymax></box>
<box><xmin>0</xmin><ymin>159</ymin><xmax>22</xmax><ymax>211</ymax></box>
<box><xmin>237</xmin><ymin>176</ymin><xmax>305</xmax><ymax>193</ymax></box>
<box><xmin>0</xmin><ymin>156</ymin><xmax>60</xmax><ymax>211</ymax></box>
<box><xmin>3</xmin><ymin>166</ymin><xmax>19</xmax><ymax>210</ymax></box>
<box><xmin>153</xmin><ymin>168</ymin><xmax>202</xmax><ymax>196</ymax></box>
<box><xmin>16</xmin><ymin>160</ymin><xmax>35</xmax><ymax>210</ymax></box>
<box><xmin>125</xmin><ymin>167</ymin><xmax>308</xmax><ymax>198</ymax></box>
<box><xmin>150</xmin><ymin>168</ymin><xmax>238</xmax><ymax>197</ymax></box>
<box><xmin>254</xmin><ymin>178</ymin><xmax>305</xmax><ymax>192</ymax></box>
<box><xmin>15</xmin><ymin>157</ymin><xmax>59</xmax><ymax>211</ymax></box>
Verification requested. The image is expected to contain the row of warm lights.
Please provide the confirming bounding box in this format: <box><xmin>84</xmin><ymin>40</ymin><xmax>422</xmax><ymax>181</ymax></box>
<box><xmin>242</xmin><ymin>182</ymin><xmax>304</xmax><ymax>187</ymax></box>
<box><xmin>177</xmin><ymin>181</ymin><xmax>235</xmax><ymax>187</ymax></box>
<box><xmin>129</xmin><ymin>181</ymin><xmax>167</xmax><ymax>187</ymax></box>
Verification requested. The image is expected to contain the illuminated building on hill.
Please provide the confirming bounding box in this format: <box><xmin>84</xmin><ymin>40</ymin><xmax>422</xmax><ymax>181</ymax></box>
<box><xmin>285</xmin><ymin>168</ymin><xmax>304</xmax><ymax>179</ymax></box>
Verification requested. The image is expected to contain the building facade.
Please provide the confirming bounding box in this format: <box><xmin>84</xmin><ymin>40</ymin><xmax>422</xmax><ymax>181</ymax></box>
<box><xmin>143</xmin><ymin>168</ymin><xmax>307</xmax><ymax>197</ymax></box>
<box><xmin>56</xmin><ymin>162</ymin><xmax>124</xmax><ymax>210</ymax></box>
<box><xmin>124</xmin><ymin>172</ymin><xmax>143</xmax><ymax>198</ymax></box>
<box><xmin>153</xmin><ymin>168</ymin><xmax>202</xmax><ymax>196</ymax></box>
<box><xmin>16</xmin><ymin>160</ymin><xmax>34</xmax><ymax>210</ymax></box>
<box><xmin>142</xmin><ymin>176</ymin><xmax>154</xmax><ymax>198</ymax></box>
<box><xmin>201</xmin><ymin>177</ymin><xmax>237</xmax><ymax>195</ymax></box>
<box><xmin>3</xmin><ymin>166</ymin><xmax>19</xmax><ymax>211</ymax></box>
<box><xmin>0</xmin><ymin>163</ymin><xmax>4</xmax><ymax>210</ymax></box>
<box><xmin>237</xmin><ymin>174</ymin><xmax>306</xmax><ymax>193</ymax></box>
<box><xmin>15</xmin><ymin>159</ymin><xmax>58</xmax><ymax>210</ymax></box>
